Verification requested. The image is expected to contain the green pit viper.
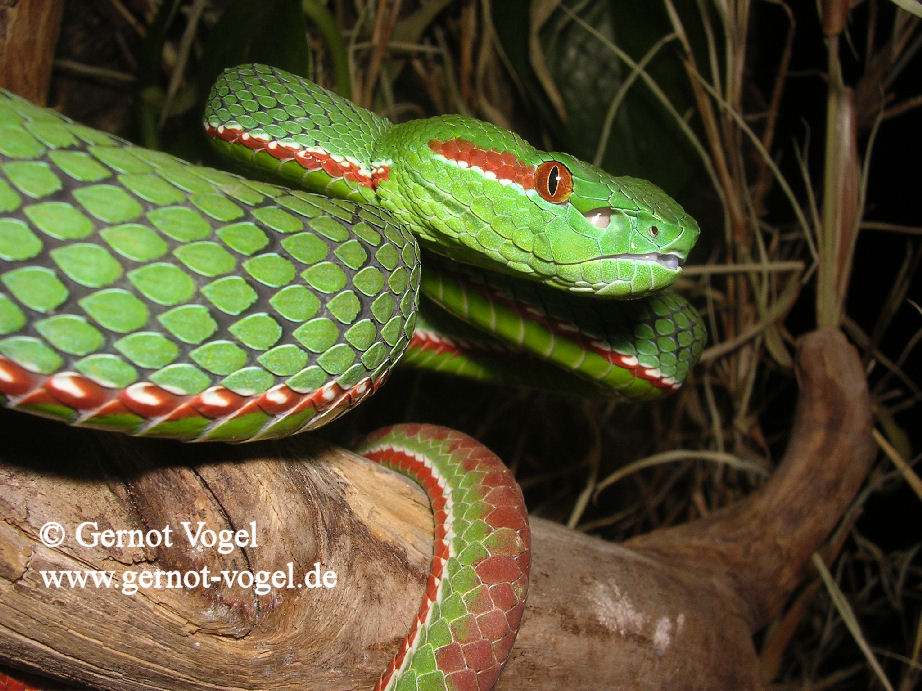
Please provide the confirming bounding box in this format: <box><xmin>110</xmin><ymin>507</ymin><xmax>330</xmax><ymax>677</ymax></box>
<box><xmin>0</xmin><ymin>64</ymin><xmax>705</xmax><ymax>690</ymax></box>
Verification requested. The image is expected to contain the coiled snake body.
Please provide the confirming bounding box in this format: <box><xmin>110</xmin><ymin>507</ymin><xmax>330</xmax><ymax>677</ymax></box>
<box><xmin>0</xmin><ymin>65</ymin><xmax>704</xmax><ymax>689</ymax></box>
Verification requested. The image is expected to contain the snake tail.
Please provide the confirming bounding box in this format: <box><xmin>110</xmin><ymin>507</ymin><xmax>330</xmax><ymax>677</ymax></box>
<box><xmin>0</xmin><ymin>668</ymin><xmax>40</xmax><ymax>691</ymax></box>
<box><xmin>359</xmin><ymin>424</ymin><xmax>530</xmax><ymax>691</ymax></box>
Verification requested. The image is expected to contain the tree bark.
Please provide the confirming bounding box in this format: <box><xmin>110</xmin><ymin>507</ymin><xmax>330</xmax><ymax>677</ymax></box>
<box><xmin>0</xmin><ymin>329</ymin><xmax>875</xmax><ymax>688</ymax></box>
<box><xmin>0</xmin><ymin>0</ymin><xmax>63</xmax><ymax>103</ymax></box>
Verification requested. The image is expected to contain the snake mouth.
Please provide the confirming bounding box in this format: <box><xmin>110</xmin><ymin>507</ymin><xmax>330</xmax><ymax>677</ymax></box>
<box><xmin>629</xmin><ymin>252</ymin><xmax>682</xmax><ymax>271</ymax></box>
<box><xmin>580</xmin><ymin>207</ymin><xmax>684</xmax><ymax>271</ymax></box>
<box><xmin>556</xmin><ymin>252</ymin><xmax>684</xmax><ymax>271</ymax></box>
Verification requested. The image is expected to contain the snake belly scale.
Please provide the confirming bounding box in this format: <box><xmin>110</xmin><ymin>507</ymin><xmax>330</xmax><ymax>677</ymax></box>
<box><xmin>0</xmin><ymin>63</ymin><xmax>704</xmax><ymax>689</ymax></box>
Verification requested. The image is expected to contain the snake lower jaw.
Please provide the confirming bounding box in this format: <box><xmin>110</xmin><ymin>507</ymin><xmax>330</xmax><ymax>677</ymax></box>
<box><xmin>550</xmin><ymin>253</ymin><xmax>684</xmax><ymax>298</ymax></box>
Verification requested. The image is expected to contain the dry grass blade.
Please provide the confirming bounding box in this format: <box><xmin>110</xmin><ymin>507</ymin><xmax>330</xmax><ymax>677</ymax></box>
<box><xmin>52</xmin><ymin>60</ymin><xmax>135</xmax><ymax>83</ymax></box>
<box><xmin>817</xmin><ymin>42</ymin><xmax>860</xmax><ymax>328</ymax></box>
<box><xmin>907</xmin><ymin>613</ymin><xmax>922</xmax><ymax>691</ymax></box>
<box><xmin>106</xmin><ymin>0</ymin><xmax>145</xmax><ymax>37</ymax></box>
<box><xmin>682</xmin><ymin>65</ymin><xmax>813</xmax><ymax>242</ymax></box>
<box><xmin>528</xmin><ymin>0</ymin><xmax>567</xmax><ymax>123</ymax></box>
<box><xmin>862</xmin><ymin>221</ymin><xmax>922</xmax><ymax>235</ymax></box>
<box><xmin>360</xmin><ymin>0</ymin><xmax>402</xmax><ymax>107</ymax></box>
<box><xmin>559</xmin><ymin>3</ymin><xmax>725</xmax><ymax>210</ymax></box>
<box><xmin>158</xmin><ymin>0</ymin><xmax>208</xmax><ymax>127</ymax></box>
<box><xmin>873</xmin><ymin>429</ymin><xmax>922</xmax><ymax>502</ymax></box>
<box><xmin>592</xmin><ymin>31</ymin><xmax>679</xmax><ymax>167</ymax></box>
<box><xmin>812</xmin><ymin>552</ymin><xmax>896</xmax><ymax>691</ymax></box>
<box><xmin>593</xmin><ymin>449</ymin><xmax>770</xmax><ymax>500</ymax></box>
<box><xmin>566</xmin><ymin>406</ymin><xmax>602</xmax><ymax>529</ymax></box>
<box><xmin>698</xmin><ymin>273</ymin><xmax>800</xmax><ymax>362</ymax></box>
<box><xmin>889</xmin><ymin>0</ymin><xmax>922</xmax><ymax>19</ymax></box>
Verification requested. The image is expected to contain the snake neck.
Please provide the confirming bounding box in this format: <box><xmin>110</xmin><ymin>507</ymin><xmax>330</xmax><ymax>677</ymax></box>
<box><xmin>372</xmin><ymin>115</ymin><xmax>546</xmax><ymax>278</ymax></box>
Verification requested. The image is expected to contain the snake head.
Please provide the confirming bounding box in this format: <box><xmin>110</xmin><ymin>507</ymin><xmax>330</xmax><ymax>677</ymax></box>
<box><xmin>544</xmin><ymin>151</ymin><xmax>700</xmax><ymax>297</ymax></box>
<box><xmin>381</xmin><ymin>117</ymin><xmax>700</xmax><ymax>298</ymax></box>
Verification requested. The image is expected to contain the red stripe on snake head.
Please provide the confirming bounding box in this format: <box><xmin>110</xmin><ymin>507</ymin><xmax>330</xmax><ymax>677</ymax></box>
<box><xmin>428</xmin><ymin>139</ymin><xmax>536</xmax><ymax>190</ymax></box>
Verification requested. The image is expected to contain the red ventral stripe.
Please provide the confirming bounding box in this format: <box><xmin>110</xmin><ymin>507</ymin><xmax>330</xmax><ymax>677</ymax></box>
<box><xmin>455</xmin><ymin>281</ymin><xmax>678</xmax><ymax>392</ymax></box>
<box><xmin>204</xmin><ymin>124</ymin><xmax>389</xmax><ymax>190</ymax></box>
<box><xmin>0</xmin><ymin>355</ymin><xmax>387</xmax><ymax>431</ymax></box>
<box><xmin>536</xmin><ymin>311</ymin><xmax>677</xmax><ymax>391</ymax></box>
<box><xmin>428</xmin><ymin>139</ymin><xmax>536</xmax><ymax>190</ymax></box>
<box><xmin>0</xmin><ymin>356</ymin><xmax>35</xmax><ymax>396</ymax></box>
<box><xmin>408</xmin><ymin>331</ymin><xmax>465</xmax><ymax>358</ymax></box>
<box><xmin>363</xmin><ymin>443</ymin><xmax>452</xmax><ymax>691</ymax></box>
<box><xmin>117</xmin><ymin>380</ymin><xmax>369</xmax><ymax>421</ymax></box>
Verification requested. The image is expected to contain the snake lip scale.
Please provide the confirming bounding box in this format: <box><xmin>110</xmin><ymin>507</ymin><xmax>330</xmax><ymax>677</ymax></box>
<box><xmin>558</xmin><ymin>251</ymin><xmax>683</xmax><ymax>272</ymax></box>
<box><xmin>0</xmin><ymin>62</ymin><xmax>705</xmax><ymax>690</ymax></box>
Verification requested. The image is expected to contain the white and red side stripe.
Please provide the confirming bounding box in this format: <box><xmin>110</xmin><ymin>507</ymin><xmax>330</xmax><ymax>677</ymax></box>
<box><xmin>358</xmin><ymin>424</ymin><xmax>529</xmax><ymax>691</ymax></box>
<box><xmin>0</xmin><ymin>355</ymin><xmax>386</xmax><ymax>441</ymax></box>
<box><xmin>360</xmin><ymin>441</ymin><xmax>455</xmax><ymax>690</ymax></box>
<box><xmin>205</xmin><ymin>123</ymin><xmax>391</xmax><ymax>190</ymax></box>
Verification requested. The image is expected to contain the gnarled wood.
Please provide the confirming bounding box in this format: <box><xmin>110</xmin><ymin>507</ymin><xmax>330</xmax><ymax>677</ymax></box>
<box><xmin>0</xmin><ymin>0</ymin><xmax>63</xmax><ymax>104</ymax></box>
<box><xmin>626</xmin><ymin>327</ymin><xmax>876</xmax><ymax>629</ymax></box>
<box><xmin>0</xmin><ymin>329</ymin><xmax>874</xmax><ymax>688</ymax></box>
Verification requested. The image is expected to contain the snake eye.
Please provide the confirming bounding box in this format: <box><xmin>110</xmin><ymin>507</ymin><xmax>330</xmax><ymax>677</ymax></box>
<box><xmin>535</xmin><ymin>161</ymin><xmax>573</xmax><ymax>204</ymax></box>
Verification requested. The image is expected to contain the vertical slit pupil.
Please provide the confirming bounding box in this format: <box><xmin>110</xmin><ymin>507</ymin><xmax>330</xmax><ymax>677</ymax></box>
<box><xmin>548</xmin><ymin>165</ymin><xmax>559</xmax><ymax>196</ymax></box>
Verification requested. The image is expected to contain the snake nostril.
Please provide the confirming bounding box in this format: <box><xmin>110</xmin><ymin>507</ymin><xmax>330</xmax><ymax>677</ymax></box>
<box><xmin>650</xmin><ymin>225</ymin><xmax>659</xmax><ymax>238</ymax></box>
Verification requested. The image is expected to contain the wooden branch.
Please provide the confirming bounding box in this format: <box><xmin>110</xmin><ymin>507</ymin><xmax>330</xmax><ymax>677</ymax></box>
<box><xmin>626</xmin><ymin>328</ymin><xmax>876</xmax><ymax>629</ymax></box>
<box><xmin>0</xmin><ymin>329</ymin><xmax>874</xmax><ymax>688</ymax></box>
<box><xmin>0</xmin><ymin>0</ymin><xmax>63</xmax><ymax>103</ymax></box>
